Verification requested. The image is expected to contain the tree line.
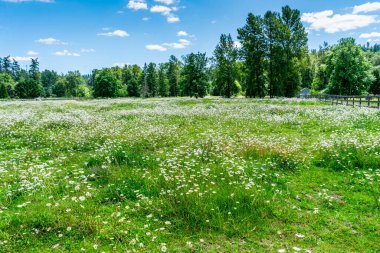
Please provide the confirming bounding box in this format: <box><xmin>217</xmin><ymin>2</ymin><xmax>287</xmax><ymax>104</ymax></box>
<box><xmin>1</xmin><ymin>5</ymin><xmax>380</xmax><ymax>99</ymax></box>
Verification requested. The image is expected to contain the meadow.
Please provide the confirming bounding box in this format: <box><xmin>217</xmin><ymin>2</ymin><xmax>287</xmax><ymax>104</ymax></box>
<box><xmin>0</xmin><ymin>97</ymin><xmax>379</xmax><ymax>252</ymax></box>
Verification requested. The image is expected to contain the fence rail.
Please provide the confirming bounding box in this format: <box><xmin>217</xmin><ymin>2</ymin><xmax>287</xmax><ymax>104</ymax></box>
<box><xmin>301</xmin><ymin>94</ymin><xmax>380</xmax><ymax>109</ymax></box>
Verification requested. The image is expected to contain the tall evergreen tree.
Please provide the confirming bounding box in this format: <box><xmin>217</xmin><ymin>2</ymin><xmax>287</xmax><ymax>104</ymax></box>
<box><xmin>11</xmin><ymin>59</ymin><xmax>21</xmax><ymax>81</ymax></box>
<box><xmin>238</xmin><ymin>14</ymin><xmax>267</xmax><ymax>98</ymax></box>
<box><xmin>158</xmin><ymin>63</ymin><xmax>170</xmax><ymax>97</ymax></box>
<box><xmin>140</xmin><ymin>63</ymin><xmax>149</xmax><ymax>98</ymax></box>
<box><xmin>279</xmin><ymin>6</ymin><xmax>308</xmax><ymax>97</ymax></box>
<box><xmin>146</xmin><ymin>63</ymin><xmax>158</xmax><ymax>97</ymax></box>
<box><xmin>263</xmin><ymin>11</ymin><xmax>282</xmax><ymax>97</ymax></box>
<box><xmin>168</xmin><ymin>55</ymin><xmax>181</xmax><ymax>97</ymax></box>
<box><xmin>182</xmin><ymin>52</ymin><xmax>209</xmax><ymax>98</ymax></box>
<box><xmin>29</xmin><ymin>58</ymin><xmax>41</xmax><ymax>82</ymax></box>
<box><xmin>213</xmin><ymin>33</ymin><xmax>239</xmax><ymax>98</ymax></box>
<box><xmin>2</xmin><ymin>56</ymin><xmax>12</xmax><ymax>75</ymax></box>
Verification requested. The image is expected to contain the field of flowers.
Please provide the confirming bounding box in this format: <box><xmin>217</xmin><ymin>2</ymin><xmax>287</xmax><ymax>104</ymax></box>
<box><xmin>0</xmin><ymin>97</ymin><xmax>379</xmax><ymax>252</ymax></box>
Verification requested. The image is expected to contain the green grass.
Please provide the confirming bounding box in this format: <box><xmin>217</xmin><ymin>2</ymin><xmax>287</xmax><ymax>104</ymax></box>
<box><xmin>0</xmin><ymin>97</ymin><xmax>379</xmax><ymax>252</ymax></box>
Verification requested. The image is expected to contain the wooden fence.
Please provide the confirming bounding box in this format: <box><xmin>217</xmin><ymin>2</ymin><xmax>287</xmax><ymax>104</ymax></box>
<box><xmin>302</xmin><ymin>94</ymin><xmax>380</xmax><ymax>109</ymax></box>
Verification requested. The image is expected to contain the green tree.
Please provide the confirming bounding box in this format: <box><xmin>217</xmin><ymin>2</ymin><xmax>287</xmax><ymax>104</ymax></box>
<box><xmin>238</xmin><ymin>14</ymin><xmax>267</xmax><ymax>98</ymax></box>
<box><xmin>15</xmin><ymin>79</ymin><xmax>43</xmax><ymax>98</ymax></box>
<box><xmin>41</xmin><ymin>70</ymin><xmax>59</xmax><ymax>97</ymax></box>
<box><xmin>311</xmin><ymin>42</ymin><xmax>331</xmax><ymax>91</ymax></box>
<box><xmin>29</xmin><ymin>58</ymin><xmax>41</xmax><ymax>82</ymax></box>
<box><xmin>93</xmin><ymin>68</ymin><xmax>119</xmax><ymax>98</ymax></box>
<box><xmin>158</xmin><ymin>63</ymin><xmax>170</xmax><ymax>97</ymax></box>
<box><xmin>182</xmin><ymin>52</ymin><xmax>209</xmax><ymax>98</ymax></box>
<box><xmin>279</xmin><ymin>6</ymin><xmax>308</xmax><ymax>97</ymax></box>
<box><xmin>0</xmin><ymin>83</ymin><xmax>8</xmax><ymax>98</ymax></box>
<box><xmin>11</xmin><ymin>59</ymin><xmax>21</xmax><ymax>81</ymax></box>
<box><xmin>0</xmin><ymin>73</ymin><xmax>15</xmax><ymax>98</ymax></box>
<box><xmin>146</xmin><ymin>63</ymin><xmax>158</xmax><ymax>97</ymax></box>
<box><xmin>263</xmin><ymin>11</ymin><xmax>282</xmax><ymax>97</ymax></box>
<box><xmin>369</xmin><ymin>69</ymin><xmax>380</xmax><ymax>95</ymax></box>
<box><xmin>65</xmin><ymin>71</ymin><xmax>84</xmax><ymax>97</ymax></box>
<box><xmin>140</xmin><ymin>63</ymin><xmax>149</xmax><ymax>98</ymax></box>
<box><xmin>52</xmin><ymin>78</ymin><xmax>67</xmax><ymax>97</ymax></box>
<box><xmin>122</xmin><ymin>65</ymin><xmax>142</xmax><ymax>97</ymax></box>
<box><xmin>77</xmin><ymin>85</ymin><xmax>91</xmax><ymax>98</ymax></box>
<box><xmin>327</xmin><ymin>38</ymin><xmax>373</xmax><ymax>95</ymax></box>
<box><xmin>2</xmin><ymin>56</ymin><xmax>12</xmax><ymax>75</ymax></box>
<box><xmin>213</xmin><ymin>33</ymin><xmax>239</xmax><ymax>98</ymax></box>
<box><xmin>168</xmin><ymin>55</ymin><xmax>181</xmax><ymax>97</ymax></box>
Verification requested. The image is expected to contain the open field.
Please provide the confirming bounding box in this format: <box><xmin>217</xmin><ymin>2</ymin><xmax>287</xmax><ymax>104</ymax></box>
<box><xmin>0</xmin><ymin>98</ymin><xmax>379</xmax><ymax>252</ymax></box>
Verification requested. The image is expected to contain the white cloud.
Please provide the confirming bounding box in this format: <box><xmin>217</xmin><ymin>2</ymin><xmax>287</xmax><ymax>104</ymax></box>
<box><xmin>147</xmin><ymin>38</ymin><xmax>190</xmax><ymax>52</ymax></box>
<box><xmin>127</xmin><ymin>0</ymin><xmax>147</xmax><ymax>11</ymax></box>
<box><xmin>150</xmin><ymin>5</ymin><xmax>172</xmax><ymax>15</ymax></box>
<box><xmin>1</xmin><ymin>0</ymin><xmax>53</xmax><ymax>3</ymax></box>
<box><xmin>80</xmin><ymin>48</ymin><xmax>95</xmax><ymax>53</ymax></box>
<box><xmin>97</xmin><ymin>30</ymin><xmax>129</xmax><ymax>37</ymax></box>
<box><xmin>150</xmin><ymin>5</ymin><xmax>180</xmax><ymax>23</ymax></box>
<box><xmin>163</xmin><ymin>39</ymin><xmax>190</xmax><ymax>49</ymax></box>
<box><xmin>145</xmin><ymin>44</ymin><xmax>167</xmax><ymax>51</ymax></box>
<box><xmin>301</xmin><ymin>10</ymin><xmax>378</xmax><ymax>33</ymax></box>
<box><xmin>54</xmin><ymin>50</ymin><xmax>80</xmax><ymax>57</ymax></box>
<box><xmin>36</xmin><ymin>37</ymin><xmax>66</xmax><ymax>45</ymax></box>
<box><xmin>142</xmin><ymin>17</ymin><xmax>150</xmax><ymax>21</ymax></box>
<box><xmin>359</xmin><ymin>31</ymin><xmax>380</xmax><ymax>38</ymax></box>
<box><xmin>177</xmin><ymin>31</ymin><xmax>188</xmax><ymax>36</ymax></box>
<box><xmin>11</xmin><ymin>56</ymin><xmax>34</xmax><ymax>61</ymax></box>
<box><xmin>154</xmin><ymin>0</ymin><xmax>176</xmax><ymax>5</ymax></box>
<box><xmin>167</xmin><ymin>15</ymin><xmax>180</xmax><ymax>23</ymax></box>
<box><xmin>27</xmin><ymin>50</ymin><xmax>39</xmax><ymax>56</ymax></box>
<box><xmin>353</xmin><ymin>2</ymin><xmax>380</xmax><ymax>14</ymax></box>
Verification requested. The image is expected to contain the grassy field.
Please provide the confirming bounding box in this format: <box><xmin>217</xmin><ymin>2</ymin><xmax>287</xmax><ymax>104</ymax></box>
<box><xmin>0</xmin><ymin>97</ymin><xmax>379</xmax><ymax>252</ymax></box>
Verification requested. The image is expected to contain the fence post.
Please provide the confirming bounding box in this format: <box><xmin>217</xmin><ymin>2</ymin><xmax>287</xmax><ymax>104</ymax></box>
<box><xmin>359</xmin><ymin>97</ymin><xmax>362</xmax><ymax>107</ymax></box>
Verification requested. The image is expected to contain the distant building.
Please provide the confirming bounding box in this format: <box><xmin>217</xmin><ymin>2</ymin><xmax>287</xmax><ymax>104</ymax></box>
<box><xmin>299</xmin><ymin>88</ymin><xmax>310</xmax><ymax>98</ymax></box>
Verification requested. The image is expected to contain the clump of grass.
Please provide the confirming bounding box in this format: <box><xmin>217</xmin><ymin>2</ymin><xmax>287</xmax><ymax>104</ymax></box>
<box><xmin>314</xmin><ymin>144</ymin><xmax>380</xmax><ymax>170</ymax></box>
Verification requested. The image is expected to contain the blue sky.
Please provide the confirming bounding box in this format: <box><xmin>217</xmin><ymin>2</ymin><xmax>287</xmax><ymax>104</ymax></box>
<box><xmin>1</xmin><ymin>0</ymin><xmax>380</xmax><ymax>73</ymax></box>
